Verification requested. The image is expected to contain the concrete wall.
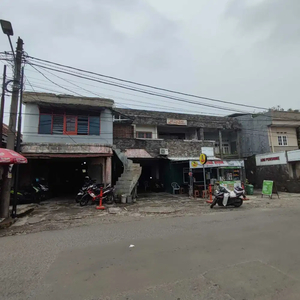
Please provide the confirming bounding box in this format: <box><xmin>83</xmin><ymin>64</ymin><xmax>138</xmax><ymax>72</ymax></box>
<box><xmin>236</xmin><ymin>115</ymin><xmax>271</xmax><ymax>157</ymax></box>
<box><xmin>255</xmin><ymin>165</ymin><xmax>293</xmax><ymax>192</ymax></box>
<box><xmin>22</xmin><ymin>104</ymin><xmax>113</xmax><ymax>145</ymax></box>
<box><xmin>113</xmin><ymin>123</ymin><xmax>133</xmax><ymax>138</ymax></box>
<box><xmin>22</xmin><ymin>144</ymin><xmax>112</xmax><ymax>154</ymax></box>
<box><xmin>88</xmin><ymin>157</ymin><xmax>104</xmax><ymax>184</ymax></box>
<box><xmin>246</xmin><ymin>154</ymin><xmax>300</xmax><ymax>193</ymax></box>
<box><xmin>114</xmin><ymin>138</ymin><xmax>214</xmax><ymax>158</ymax></box>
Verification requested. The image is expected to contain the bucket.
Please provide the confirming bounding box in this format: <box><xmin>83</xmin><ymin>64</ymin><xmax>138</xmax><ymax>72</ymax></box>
<box><xmin>127</xmin><ymin>195</ymin><xmax>132</xmax><ymax>203</ymax></box>
<box><xmin>245</xmin><ymin>184</ymin><xmax>254</xmax><ymax>195</ymax></box>
<box><xmin>121</xmin><ymin>194</ymin><xmax>127</xmax><ymax>204</ymax></box>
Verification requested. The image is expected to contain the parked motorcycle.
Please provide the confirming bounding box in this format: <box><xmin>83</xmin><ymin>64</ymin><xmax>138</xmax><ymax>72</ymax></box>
<box><xmin>33</xmin><ymin>178</ymin><xmax>50</xmax><ymax>201</ymax></box>
<box><xmin>79</xmin><ymin>183</ymin><xmax>115</xmax><ymax>206</ymax></box>
<box><xmin>75</xmin><ymin>176</ymin><xmax>96</xmax><ymax>203</ymax></box>
<box><xmin>210</xmin><ymin>185</ymin><xmax>245</xmax><ymax>209</ymax></box>
<box><xmin>10</xmin><ymin>184</ymin><xmax>41</xmax><ymax>205</ymax></box>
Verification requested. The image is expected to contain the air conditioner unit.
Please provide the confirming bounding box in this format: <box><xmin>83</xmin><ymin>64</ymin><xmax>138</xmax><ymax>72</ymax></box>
<box><xmin>160</xmin><ymin>148</ymin><xmax>169</xmax><ymax>155</ymax></box>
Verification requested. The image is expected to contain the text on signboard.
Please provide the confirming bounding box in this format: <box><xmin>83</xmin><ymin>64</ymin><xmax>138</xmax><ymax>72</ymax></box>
<box><xmin>260</xmin><ymin>157</ymin><xmax>280</xmax><ymax>162</ymax></box>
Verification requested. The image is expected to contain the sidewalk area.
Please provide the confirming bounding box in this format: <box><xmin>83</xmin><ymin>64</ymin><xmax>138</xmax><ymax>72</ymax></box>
<box><xmin>1</xmin><ymin>191</ymin><xmax>300</xmax><ymax>237</ymax></box>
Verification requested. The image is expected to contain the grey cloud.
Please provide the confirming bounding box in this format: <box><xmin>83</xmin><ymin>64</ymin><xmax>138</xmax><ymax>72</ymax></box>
<box><xmin>226</xmin><ymin>0</ymin><xmax>300</xmax><ymax>45</ymax></box>
<box><xmin>2</xmin><ymin>0</ymin><xmax>299</xmax><ymax>114</ymax></box>
<box><xmin>3</xmin><ymin>0</ymin><xmax>183</xmax><ymax>71</ymax></box>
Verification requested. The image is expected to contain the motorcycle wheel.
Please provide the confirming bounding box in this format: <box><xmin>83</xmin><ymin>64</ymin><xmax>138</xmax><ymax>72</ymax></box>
<box><xmin>106</xmin><ymin>193</ymin><xmax>115</xmax><ymax>204</ymax></box>
<box><xmin>75</xmin><ymin>194</ymin><xmax>81</xmax><ymax>203</ymax></box>
<box><xmin>210</xmin><ymin>197</ymin><xmax>218</xmax><ymax>209</ymax></box>
<box><xmin>80</xmin><ymin>194</ymin><xmax>90</xmax><ymax>206</ymax></box>
<box><xmin>234</xmin><ymin>198</ymin><xmax>243</xmax><ymax>208</ymax></box>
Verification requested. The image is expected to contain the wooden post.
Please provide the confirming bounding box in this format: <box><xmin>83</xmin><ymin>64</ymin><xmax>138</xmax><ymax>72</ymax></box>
<box><xmin>218</xmin><ymin>129</ymin><xmax>223</xmax><ymax>159</ymax></box>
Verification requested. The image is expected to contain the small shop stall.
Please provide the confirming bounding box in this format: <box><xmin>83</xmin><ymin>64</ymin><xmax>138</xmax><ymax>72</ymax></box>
<box><xmin>189</xmin><ymin>159</ymin><xmax>245</xmax><ymax>195</ymax></box>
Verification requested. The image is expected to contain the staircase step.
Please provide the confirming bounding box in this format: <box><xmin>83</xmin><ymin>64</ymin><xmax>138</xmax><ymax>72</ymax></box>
<box><xmin>114</xmin><ymin>148</ymin><xmax>142</xmax><ymax>196</ymax></box>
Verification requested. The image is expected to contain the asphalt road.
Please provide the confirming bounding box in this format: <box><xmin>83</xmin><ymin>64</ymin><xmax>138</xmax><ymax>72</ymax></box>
<box><xmin>1</xmin><ymin>206</ymin><xmax>300</xmax><ymax>300</ymax></box>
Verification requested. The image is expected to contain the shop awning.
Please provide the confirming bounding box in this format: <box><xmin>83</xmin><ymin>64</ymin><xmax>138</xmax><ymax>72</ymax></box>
<box><xmin>23</xmin><ymin>153</ymin><xmax>112</xmax><ymax>159</ymax></box>
<box><xmin>189</xmin><ymin>159</ymin><xmax>244</xmax><ymax>169</ymax></box>
<box><xmin>0</xmin><ymin>148</ymin><xmax>27</xmax><ymax>164</ymax></box>
<box><xmin>124</xmin><ymin>149</ymin><xmax>152</xmax><ymax>158</ymax></box>
<box><xmin>169</xmin><ymin>156</ymin><xmax>221</xmax><ymax>162</ymax></box>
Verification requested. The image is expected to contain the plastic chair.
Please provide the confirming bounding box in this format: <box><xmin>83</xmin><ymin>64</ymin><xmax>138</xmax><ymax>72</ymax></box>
<box><xmin>194</xmin><ymin>190</ymin><xmax>200</xmax><ymax>198</ymax></box>
<box><xmin>171</xmin><ymin>182</ymin><xmax>180</xmax><ymax>194</ymax></box>
<box><xmin>202</xmin><ymin>190</ymin><xmax>208</xmax><ymax>199</ymax></box>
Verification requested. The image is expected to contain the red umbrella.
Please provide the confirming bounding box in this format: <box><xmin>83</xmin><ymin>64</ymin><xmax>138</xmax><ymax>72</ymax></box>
<box><xmin>0</xmin><ymin>148</ymin><xmax>27</xmax><ymax>164</ymax></box>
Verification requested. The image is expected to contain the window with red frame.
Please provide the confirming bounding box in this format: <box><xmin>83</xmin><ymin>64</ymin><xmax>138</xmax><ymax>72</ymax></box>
<box><xmin>39</xmin><ymin>113</ymin><xmax>100</xmax><ymax>135</ymax></box>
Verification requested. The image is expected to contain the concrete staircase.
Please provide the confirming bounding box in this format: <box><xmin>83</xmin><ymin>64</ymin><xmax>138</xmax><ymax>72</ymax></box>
<box><xmin>114</xmin><ymin>149</ymin><xmax>142</xmax><ymax>197</ymax></box>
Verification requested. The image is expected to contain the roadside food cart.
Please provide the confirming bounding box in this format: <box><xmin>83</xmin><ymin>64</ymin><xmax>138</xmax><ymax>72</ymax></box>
<box><xmin>189</xmin><ymin>158</ymin><xmax>245</xmax><ymax>195</ymax></box>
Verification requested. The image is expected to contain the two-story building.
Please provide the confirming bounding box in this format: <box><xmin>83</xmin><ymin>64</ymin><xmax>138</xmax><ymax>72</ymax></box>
<box><xmin>232</xmin><ymin>111</ymin><xmax>300</xmax><ymax>157</ymax></box>
<box><xmin>232</xmin><ymin>111</ymin><xmax>300</xmax><ymax>191</ymax></box>
<box><xmin>113</xmin><ymin>108</ymin><xmax>244</xmax><ymax>193</ymax></box>
<box><xmin>20</xmin><ymin>92</ymin><xmax>114</xmax><ymax>197</ymax></box>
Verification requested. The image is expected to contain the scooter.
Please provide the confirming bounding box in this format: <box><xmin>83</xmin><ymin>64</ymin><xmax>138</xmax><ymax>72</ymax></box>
<box><xmin>79</xmin><ymin>183</ymin><xmax>115</xmax><ymax>206</ymax></box>
<box><xmin>10</xmin><ymin>184</ymin><xmax>41</xmax><ymax>204</ymax></box>
<box><xmin>75</xmin><ymin>177</ymin><xmax>96</xmax><ymax>203</ymax></box>
<box><xmin>210</xmin><ymin>185</ymin><xmax>245</xmax><ymax>209</ymax></box>
<box><xmin>33</xmin><ymin>178</ymin><xmax>49</xmax><ymax>201</ymax></box>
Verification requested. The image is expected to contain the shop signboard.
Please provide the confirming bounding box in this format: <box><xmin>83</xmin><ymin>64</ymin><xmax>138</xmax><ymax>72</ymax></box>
<box><xmin>189</xmin><ymin>160</ymin><xmax>244</xmax><ymax>169</ymax></box>
<box><xmin>167</xmin><ymin>118</ymin><xmax>187</xmax><ymax>126</ymax></box>
<box><xmin>287</xmin><ymin>149</ymin><xmax>300</xmax><ymax>162</ymax></box>
<box><xmin>199</xmin><ymin>153</ymin><xmax>207</xmax><ymax>165</ymax></box>
<box><xmin>256</xmin><ymin>152</ymin><xmax>287</xmax><ymax>166</ymax></box>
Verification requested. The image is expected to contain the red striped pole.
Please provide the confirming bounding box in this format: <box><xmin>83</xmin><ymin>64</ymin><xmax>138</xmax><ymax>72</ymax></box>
<box><xmin>96</xmin><ymin>187</ymin><xmax>105</xmax><ymax>210</ymax></box>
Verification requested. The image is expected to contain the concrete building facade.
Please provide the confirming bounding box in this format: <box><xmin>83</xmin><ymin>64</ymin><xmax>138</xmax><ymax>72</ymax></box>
<box><xmin>234</xmin><ymin>111</ymin><xmax>300</xmax><ymax>157</ymax></box>
<box><xmin>20</xmin><ymin>92</ymin><xmax>114</xmax><ymax>197</ymax></box>
<box><xmin>113</xmin><ymin>109</ymin><xmax>243</xmax><ymax>194</ymax></box>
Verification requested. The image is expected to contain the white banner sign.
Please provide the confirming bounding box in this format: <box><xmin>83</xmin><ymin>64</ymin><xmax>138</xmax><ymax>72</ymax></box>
<box><xmin>255</xmin><ymin>152</ymin><xmax>287</xmax><ymax>166</ymax></box>
<box><xmin>287</xmin><ymin>150</ymin><xmax>300</xmax><ymax>162</ymax></box>
<box><xmin>189</xmin><ymin>160</ymin><xmax>244</xmax><ymax>169</ymax></box>
<box><xmin>201</xmin><ymin>147</ymin><xmax>214</xmax><ymax>157</ymax></box>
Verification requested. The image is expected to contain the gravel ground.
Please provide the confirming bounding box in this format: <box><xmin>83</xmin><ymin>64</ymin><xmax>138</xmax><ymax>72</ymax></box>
<box><xmin>1</xmin><ymin>190</ymin><xmax>299</xmax><ymax>237</ymax></box>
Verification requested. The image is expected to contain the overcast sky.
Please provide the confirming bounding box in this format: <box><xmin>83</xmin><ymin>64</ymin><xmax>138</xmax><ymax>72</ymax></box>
<box><xmin>1</xmin><ymin>0</ymin><xmax>300</xmax><ymax>117</ymax></box>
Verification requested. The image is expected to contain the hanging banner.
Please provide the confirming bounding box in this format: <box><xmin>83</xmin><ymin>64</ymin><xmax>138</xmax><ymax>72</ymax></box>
<box><xmin>189</xmin><ymin>160</ymin><xmax>244</xmax><ymax>169</ymax></box>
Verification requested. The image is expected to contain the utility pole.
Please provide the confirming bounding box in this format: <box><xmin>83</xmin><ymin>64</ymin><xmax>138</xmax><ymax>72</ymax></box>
<box><xmin>11</xmin><ymin>67</ymin><xmax>24</xmax><ymax>217</ymax></box>
<box><xmin>0</xmin><ymin>37</ymin><xmax>23</xmax><ymax>219</ymax></box>
<box><xmin>0</xmin><ymin>64</ymin><xmax>6</xmax><ymax>148</ymax></box>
